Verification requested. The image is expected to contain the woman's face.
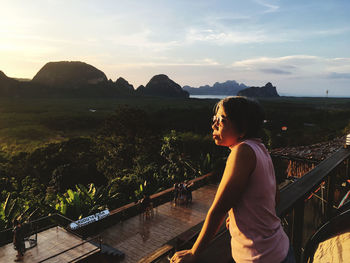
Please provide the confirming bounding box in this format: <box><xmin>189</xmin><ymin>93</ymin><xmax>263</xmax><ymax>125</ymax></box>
<box><xmin>212</xmin><ymin>105</ymin><xmax>243</xmax><ymax>148</ymax></box>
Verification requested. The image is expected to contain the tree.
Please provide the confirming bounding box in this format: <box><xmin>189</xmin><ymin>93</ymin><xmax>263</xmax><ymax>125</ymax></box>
<box><xmin>160</xmin><ymin>130</ymin><xmax>200</xmax><ymax>182</ymax></box>
<box><xmin>54</xmin><ymin>183</ymin><xmax>120</xmax><ymax>220</ymax></box>
<box><xmin>0</xmin><ymin>193</ymin><xmax>37</xmax><ymax>230</ymax></box>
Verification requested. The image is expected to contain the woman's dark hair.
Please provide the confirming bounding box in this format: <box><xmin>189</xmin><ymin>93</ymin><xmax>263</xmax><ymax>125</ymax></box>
<box><xmin>215</xmin><ymin>96</ymin><xmax>265</xmax><ymax>139</ymax></box>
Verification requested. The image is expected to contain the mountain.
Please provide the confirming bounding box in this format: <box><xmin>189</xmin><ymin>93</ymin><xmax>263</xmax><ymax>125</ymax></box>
<box><xmin>0</xmin><ymin>63</ymin><xmax>132</xmax><ymax>98</ymax></box>
<box><xmin>0</xmin><ymin>70</ymin><xmax>18</xmax><ymax>86</ymax></box>
<box><xmin>137</xmin><ymin>74</ymin><xmax>189</xmax><ymax>98</ymax></box>
<box><xmin>32</xmin><ymin>61</ymin><xmax>108</xmax><ymax>88</ymax></box>
<box><xmin>1</xmin><ymin>62</ymin><xmax>193</xmax><ymax>99</ymax></box>
<box><xmin>0</xmin><ymin>71</ymin><xmax>20</xmax><ymax>96</ymax></box>
<box><xmin>183</xmin><ymin>80</ymin><xmax>248</xmax><ymax>95</ymax></box>
<box><xmin>237</xmin><ymin>82</ymin><xmax>279</xmax><ymax>97</ymax></box>
<box><xmin>115</xmin><ymin>77</ymin><xmax>134</xmax><ymax>91</ymax></box>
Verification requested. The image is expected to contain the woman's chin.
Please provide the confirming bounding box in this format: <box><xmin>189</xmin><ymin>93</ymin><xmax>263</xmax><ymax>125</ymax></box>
<box><xmin>213</xmin><ymin>139</ymin><xmax>222</xmax><ymax>146</ymax></box>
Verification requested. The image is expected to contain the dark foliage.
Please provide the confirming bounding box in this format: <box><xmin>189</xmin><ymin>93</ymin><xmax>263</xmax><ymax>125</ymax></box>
<box><xmin>1</xmin><ymin>96</ymin><xmax>350</xmax><ymax>227</ymax></box>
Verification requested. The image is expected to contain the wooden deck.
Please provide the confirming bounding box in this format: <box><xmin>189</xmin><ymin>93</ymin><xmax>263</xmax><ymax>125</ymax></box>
<box><xmin>100</xmin><ymin>184</ymin><xmax>217</xmax><ymax>263</ymax></box>
<box><xmin>0</xmin><ymin>226</ymin><xmax>98</xmax><ymax>263</ymax></box>
<box><xmin>0</xmin><ymin>184</ymin><xmax>217</xmax><ymax>263</ymax></box>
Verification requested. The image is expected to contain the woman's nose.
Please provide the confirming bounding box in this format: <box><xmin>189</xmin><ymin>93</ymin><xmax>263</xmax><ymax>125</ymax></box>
<box><xmin>212</xmin><ymin>122</ymin><xmax>218</xmax><ymax>130</ymax></box>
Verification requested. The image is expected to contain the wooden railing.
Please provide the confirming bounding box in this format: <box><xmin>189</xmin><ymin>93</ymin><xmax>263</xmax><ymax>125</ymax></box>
<box><xmin>272</xmin><ymin>154</ymin><xmax>318</xmax><ymax>178</ymax></box>
<box><xmin>73</xmin><ymin>171</ymin><xmax>217</xmax><ymax>239</ymax></box>
<box><xmin>140</xmin><ymin>147</ymin><xmax>350</xmax><ymax>263</ymax></box>
<box><xmin>276</xmin><ymin>147</ymin><xmax>350</xmax><ymax>261</ymax></box>
<box><xmin>271</xmin><ymin>154</ymin><xmax>319</xmax><ymax>183</ymax></box>
<box><xmin>0</xmin><ymin>171</ymin><xmax>217</xmax><ymax>248</ymax></box>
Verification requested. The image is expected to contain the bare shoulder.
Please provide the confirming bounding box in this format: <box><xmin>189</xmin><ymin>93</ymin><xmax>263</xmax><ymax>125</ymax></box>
<box><xmin>228</xmin><ymin>142</ymin><xmax>256</xmax><ymax>162</ymax></box>
<box><xmin>216</xmin><ymin>142</ymin><xmax>257</xmax><ymax>209</ymax></box>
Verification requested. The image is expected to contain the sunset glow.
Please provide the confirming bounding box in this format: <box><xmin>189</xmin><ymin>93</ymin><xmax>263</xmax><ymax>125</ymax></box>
<box><xmin>1</xmin><ymin>0</ymin><xmax>350</xmax><ymax>96</ymax></box>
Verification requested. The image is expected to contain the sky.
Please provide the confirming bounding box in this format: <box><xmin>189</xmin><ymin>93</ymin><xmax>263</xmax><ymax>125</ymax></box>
<box><xmin>1</xmin><ymin>0</ymin><xmax>350</xmax><ymax>97</ymax></box>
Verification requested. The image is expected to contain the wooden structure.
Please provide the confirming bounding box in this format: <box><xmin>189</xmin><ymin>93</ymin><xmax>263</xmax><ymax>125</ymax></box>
<box><xmin>0</xmin><ymin>226</ymin><xmax>100</xmax><ymax>263</ymax></box>
<box><xmin>271</xmin><ymin>154</ymin><xmax>318</xmax><ymax>179</ymax></box>
<box><xmin>286</xmin><ymin>159</ymin><xmax>316</xmax><ymax>178</ymax></box>
<box><xmin>100</xmin><ymin>184</ymin><xmax>217</xmax><ymax>263</ymax></box>
<box><xmin>1</xmin><ymin>147</ymin><xmax>349</xmax><ymax>262</ymax></box>
<box><xmin>141</xmin><ymin>147</ymin><xmax>350</xmax><ymax>263</ymax></box>
<box><xmin>0</xmin><ymin>172</ymin><xmax>217</xmax><ymax>262</ymax></box>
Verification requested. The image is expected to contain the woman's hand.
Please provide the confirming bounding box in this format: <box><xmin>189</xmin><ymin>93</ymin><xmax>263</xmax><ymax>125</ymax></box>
<box><xmin>225</xmin><ymin>216</ymin><xmax>230</xmax><ymax>230</ymax></box>
<box><xmin>170</xmin><ymin>249</ymin><xmax>197</xmax><ymax>263</ymax></box>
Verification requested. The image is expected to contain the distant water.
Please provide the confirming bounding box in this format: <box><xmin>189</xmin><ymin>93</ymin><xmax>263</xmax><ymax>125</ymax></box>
<box><xmin>189</xmin><ymin>94</ymin><xmax>228</xmax><ymax>100</ymax></box>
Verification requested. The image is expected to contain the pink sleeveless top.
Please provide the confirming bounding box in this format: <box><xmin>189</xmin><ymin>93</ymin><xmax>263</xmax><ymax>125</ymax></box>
<box><xmin>228</xmin><ymin>139</ymin><xmax>289</xmax><ymax>263</ymax></box>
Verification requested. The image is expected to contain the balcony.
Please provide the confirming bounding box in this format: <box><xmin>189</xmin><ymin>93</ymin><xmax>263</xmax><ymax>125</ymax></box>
<box><xmin>140</xmin><ymin>146</ymin><xmax>350</xmax><ymax>263</ymax></box>
<box><xmin>1</xmin><ymin>145</ymin><xmax>349</xmax><ymax>262</ymax></box>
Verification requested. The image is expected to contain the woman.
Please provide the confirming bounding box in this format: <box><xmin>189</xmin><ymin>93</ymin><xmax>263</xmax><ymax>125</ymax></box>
<box><xmin>170</xmin><ymin>97</ymin><xmax>294</xmax><ymax>263</ymax></box>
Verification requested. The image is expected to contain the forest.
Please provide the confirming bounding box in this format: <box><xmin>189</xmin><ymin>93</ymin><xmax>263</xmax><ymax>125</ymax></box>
<box><xmin>1</xmin><ymin>96</ymin><xmax>350</xmax><ymax>231</ymax></box>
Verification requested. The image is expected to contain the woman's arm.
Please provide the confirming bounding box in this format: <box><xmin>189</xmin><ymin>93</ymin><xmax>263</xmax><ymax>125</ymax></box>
<box><xmin>171</xmin><ymin>143</ymin><xmax>256</xmax><ymax>262</ymax></box>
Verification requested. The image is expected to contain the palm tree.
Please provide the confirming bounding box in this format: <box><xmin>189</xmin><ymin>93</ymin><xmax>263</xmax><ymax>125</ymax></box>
<box><xmin>54</xmin><ymin>183</ymin><xmax>120</xmax><ymax>220</ymax></box>
<box><xmin>0</xmin><ymin>193</ymin><xmax>37</xmax><ymax>230</ymax></box>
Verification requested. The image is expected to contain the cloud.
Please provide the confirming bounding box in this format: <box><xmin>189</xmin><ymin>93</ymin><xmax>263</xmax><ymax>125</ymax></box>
<box><xmin>184</xmin><ymin>25</ymin><xmax>350</xmax><ymax>46</ymax></box>
<box><xmin>198</xmin><ymin>58</ymin><xmax>220</xmax><ymax>66</ymax></box>
<box><xmin>328</xmin><ymin>72</ymin><xmax>350</xmax><ymax>79</ymax></box>
<box><xmin>209</xmin><ymin>14</ymin><xmax>252</xmax><ymax>22</ymax></box>
<box><xmin>185</xmin><ymin>28</ymin><xmax>269</xmax><ymax>45</ymax></box>
<box><xmin>107</xmin><ymin>30</ymin><xmax>180</xmax><ymax>52</ymax></box>
<box><xmin>106</xmin><ymin>58</ymin><xmax>220</xmax><ymax>69</ymax></box>
<box><xmin>231</xmin><ymin>55</ymin><xmax>320</xmax><ymax>70</ymax></box>
<box><xmin>254</xmin><ymin>0</ymin><xmax>279</xmax><ymax>13</ymax></box>
<box><xmin>312</xmin><ymin>28</ymin><xmax>350</xmax><ymax>37</ymax></box>
<box><xmin>326</xmin><ymin>58</ymin><xmax>350</xmax><ymax>72</ymax></box>
<box><xmin>229</xmin><ymin>55</ymin><xmax>350</xmax><ymax>83</ymax></box>
<box><xmin>0</xmin><ymin>40</ymin><xmax>57</xmax><ymax>54</ymax></box>
<box><xmin>260</xmin><ymin>68</ymin><xmax>292</xmax><ymax>75</ymax></box>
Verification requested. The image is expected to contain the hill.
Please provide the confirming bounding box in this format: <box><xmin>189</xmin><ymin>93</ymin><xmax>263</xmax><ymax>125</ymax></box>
<box><xmin>183</xmin><ymin>80</ymin><xmax>247</xmax><ymax>95</ymax></box>
<box><xmin>1</xmin><ymin>62</ymin><xmax>191</xmax><ymax>98</ymax></box>
<box><xmin>0</xmin><ymin>62</ymin><xmax>134</xmax><ymax>98</ymax></box>
<box><xmin>137</xmin><ymin>74</ymin><xmax>189</xmax><ymax>98</ymax></box>
<box><xmin>32</xmin><ymin>61</ymin><xmax>108</xmax><ymax>88</ymax></box>
<box><xmin>238</xmin><ymin>82</ymin><xmax>279</xmax><ymax>97</ymax></box>
<box><xmin>0</xmin><ymin>71</ymin><xmax>21</xmax><ymax>96</ymax></box>
<box><xmin>115</xmin><ymin>77</ymin><xmax>134</xmax><ymax>91</ymax></box>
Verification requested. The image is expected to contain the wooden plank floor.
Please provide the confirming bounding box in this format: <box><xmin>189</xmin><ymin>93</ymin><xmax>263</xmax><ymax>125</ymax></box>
<box><xmin>0</xmin><ymin>226</ymin><xmax>98</xmax><ymax>263</ymax></box>
<box><xmin>100</xmin><ymin>184</ymin><xmax>218</xmax><ymax>263</ymax></box>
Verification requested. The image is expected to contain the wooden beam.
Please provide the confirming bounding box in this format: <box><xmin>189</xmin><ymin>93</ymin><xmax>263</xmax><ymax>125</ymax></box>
<box><xmin>277</xmin><ymin>148</ymin><xmax>350</xmax><ymax>217</ymax></box>
<box><xmin>137</xmin><ymin>244</ymin><xmax>173</xmax><ymax>263</ymax></box>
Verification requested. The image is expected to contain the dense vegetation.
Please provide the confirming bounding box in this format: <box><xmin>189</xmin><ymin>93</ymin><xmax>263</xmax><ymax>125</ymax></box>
<box><xmin>1</xmin><ymin>96</ymin><xmax>350</xmax><ymax>230</ymax></box>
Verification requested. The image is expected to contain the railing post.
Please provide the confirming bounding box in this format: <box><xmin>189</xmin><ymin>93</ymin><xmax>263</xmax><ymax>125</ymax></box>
<box><xmin>326</xmin><ymin>172</ymin><xmax>336</xmax><ymax>220</ymax></box>
<box><xmin>291</xmin><ymin>199</ymin><xmax>305</xmax><ymax>262</ymax></box>
<box><xmin>346</xmin><ymin>158</ymin><xmax>349</xmax><ymax>181</ymax></box>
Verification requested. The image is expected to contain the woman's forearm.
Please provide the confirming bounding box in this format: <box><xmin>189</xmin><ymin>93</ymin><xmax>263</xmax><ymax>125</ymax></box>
<box><xmin>191</xmin><ymin>207</ymin><xmax>227</xmax><ymax>256</ymax></box>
